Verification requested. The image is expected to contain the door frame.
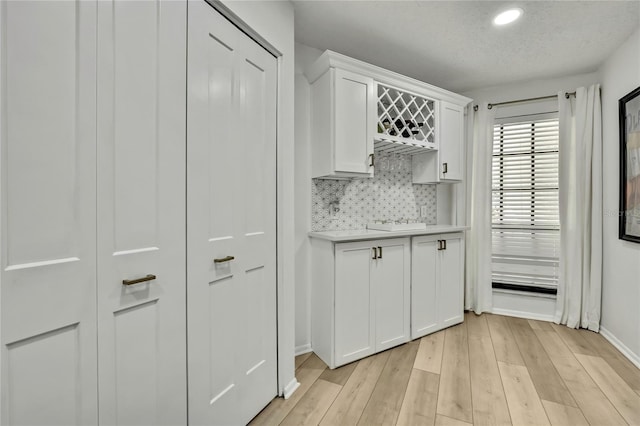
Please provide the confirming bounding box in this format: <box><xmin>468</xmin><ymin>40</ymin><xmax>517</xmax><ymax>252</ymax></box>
<box><xmin>200</xmin><ymin>0</ymin><xmax>297</xmax><ymax>398</ymax></box>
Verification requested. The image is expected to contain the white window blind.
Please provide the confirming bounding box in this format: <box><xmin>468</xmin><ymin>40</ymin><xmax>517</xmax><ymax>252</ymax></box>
<box><xmin>492</xmin><ymin>114</ymin><xmax>560</xmax><ymax>292</ymax></box>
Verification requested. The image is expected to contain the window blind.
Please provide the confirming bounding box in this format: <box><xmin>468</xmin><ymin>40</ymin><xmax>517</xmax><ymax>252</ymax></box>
<box><xmin>492</xmin><ymin>115</ymin><xmax>560</xmax><ymax>292</ymax></box>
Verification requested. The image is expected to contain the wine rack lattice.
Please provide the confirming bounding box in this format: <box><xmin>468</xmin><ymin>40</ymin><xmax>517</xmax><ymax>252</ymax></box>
<box><xmin>376</xmin><ymin>84</ymin><xmax>435</xmax><ymax>149</ymax></box>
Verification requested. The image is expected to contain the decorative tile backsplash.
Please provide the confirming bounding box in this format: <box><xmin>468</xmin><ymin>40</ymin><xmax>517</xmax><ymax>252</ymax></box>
<box><xmin>311</xmin><ymin>152</ymin><xmax>437</xmax><ymax>231</ymax></box>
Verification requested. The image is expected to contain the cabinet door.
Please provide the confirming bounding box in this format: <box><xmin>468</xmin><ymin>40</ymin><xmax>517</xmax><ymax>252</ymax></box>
<box><xmin>96</xmin><ymin>1</ymin><xmax>187</xmax><ymax>424</ymax></box>
<box><xmin>334</xmin><ymin>68</ymin><xmax>375</xmax><ymax>176</ymax></box>
<box><xmin>335</xmin><ymin>242</ymin><xmax>375</xmax><ymax>366</ymax></box>
<box><xmin>411</xmin><ymin>236</ymin><xmax>440</xmax><ymax>338</ymax></box>
<box><xmin>373</xmin><ymin>239</ymin><xmax>411</xmax><ymax>351</ymax></box>
<box><xmin>440</xmin><ymin>234</ymin><xmax>465</xmax><ymax>328</ymax></box>
<box><xmin>439</xmin><ymin>101</ymin><xmax>464</xmax><ymax>181</ymax></box>
<box><xmin>0</xmin><ymin>3</ymin><xmax>98</xmax><ymax>425</ymax></box>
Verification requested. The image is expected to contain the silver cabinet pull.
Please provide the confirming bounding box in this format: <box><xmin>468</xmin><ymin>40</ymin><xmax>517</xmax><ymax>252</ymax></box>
<box><xmin>372</xmin><ymin>247</ymin><xmax>377</xmax><ymax>259</ymax></box>
<box><xmin>214</xmin><ymin>255</ymin><xmax>235</xmax><ymax>263</ymax></box>
<box><xmin>443</xmin><ymin>240</ymin><xmax>447</xmax><ymax>250</ymax></box>
<box><xmin>122</xmin><ymin>274</ymin><xmax>156</xmax><ymax>286</ymax></box>
<box><xmin>437</xmin><ymin>240</ymin><xmax>443</xmax><ymax>250</ymax></box>
<box><xmin>377</xmin><ymin>246</ymin><xmax>382</xmax><ymax>259</ymax></box>
<box><xmin>369</xmin><ymin>153</ymin><xmax>375</xmax><ymax>167</ymax></box>
<box><xmin>442</xmin><ymin>162</ymin><xmax>448</xmax><ymax>174</ymax></box>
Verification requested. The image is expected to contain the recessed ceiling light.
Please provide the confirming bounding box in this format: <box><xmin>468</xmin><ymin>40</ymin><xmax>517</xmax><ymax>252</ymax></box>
<box><xmin>493</xmin><ymin>8</ymin><xmax>523</xmax><ymax>26</ymax></box>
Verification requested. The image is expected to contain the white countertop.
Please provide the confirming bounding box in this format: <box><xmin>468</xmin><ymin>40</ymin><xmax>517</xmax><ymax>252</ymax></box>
<box><xmin>308</xmin><ymin>225</ymin><xmax>469</xmax><ymax>242</ymax></box>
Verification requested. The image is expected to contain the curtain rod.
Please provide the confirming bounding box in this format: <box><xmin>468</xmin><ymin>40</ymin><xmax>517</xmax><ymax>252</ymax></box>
<box><xmin>473</xmin><ymin>91</ymin><xmax>576</xmax><ymax>111</ymax></box>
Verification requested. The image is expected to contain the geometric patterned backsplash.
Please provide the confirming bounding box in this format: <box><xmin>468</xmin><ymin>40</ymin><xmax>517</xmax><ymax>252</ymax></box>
<box><xmin>311</xmin><ymin>152</ymin><xmax>437</xmax><ymax>231</ymax></box>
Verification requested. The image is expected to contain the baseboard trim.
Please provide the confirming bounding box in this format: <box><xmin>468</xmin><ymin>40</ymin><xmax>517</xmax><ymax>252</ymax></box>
<box><xmin>283</xmin><ymin>378</ymin><xmax>300</xmax><ymax>400</ymax></box>
<box><xmin>490</xmin><ymin>308</ymin><xmax>555</xmax><ymax>322</ymax></box>
<box><xmin>599</xmin><ymin>326</ymin><xmax>640</xmax><ymax>369</ymax></box>
<box><xmin>295</xmin><ymin>343</ymin><xmax>312</xmax><ymax>356</ymax></box>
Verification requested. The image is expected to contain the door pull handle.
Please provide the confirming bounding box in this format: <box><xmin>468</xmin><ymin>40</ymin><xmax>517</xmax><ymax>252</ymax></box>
<box><xmin>377</xmin><ymin>246</ymin><xmax>382</xmax><ymax>259</ymax></box>
<box><xmin>443</xmin><ymin>240</ymin><xmax>447</xmax><ymax>250</ymax></box>
<box><xmin>122</xmin><ymin>274</ymin><xmax>156</xmax><ymax>286</ymax></box>
<box><xmin>214</xmin><ymin>255</ymin><xmax>235</xmax><ymax>263</ymax></box>
<box><xmin>442</xmin><ymin>162</ymin><xmax>448</xmax><ymax>174</ymax></box>
<box><xmin>369</xmin><ymin>153</ymin><xmax>375</xmax><ymax>167</ymax></box>
<box><xmin>437</xmin><ymin>240</ymin><xmax>443</xmax><ymax>250</ymax></box>
<box><xmin>372</xmin><ymin>247</ymin><xmax>377</xmax><ymax>260</ymax></box>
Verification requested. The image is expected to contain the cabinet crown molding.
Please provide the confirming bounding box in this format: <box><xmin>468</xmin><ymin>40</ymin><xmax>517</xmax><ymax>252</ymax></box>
<box><xmin>305</xmin><ymin>50</ymin><xmax>472</xmax><ymax>107</ymax></box>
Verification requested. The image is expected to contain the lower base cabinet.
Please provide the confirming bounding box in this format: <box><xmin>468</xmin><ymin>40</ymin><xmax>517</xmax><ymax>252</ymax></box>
<box><xmin>411</xmin><ymin>233</ymin><xmax>465</xmax><ymax>339</ymax></box>
<box><xmin>311</xmin><ymin>238</ymin><xmax>411</xmax><ymax>368</ymax></box>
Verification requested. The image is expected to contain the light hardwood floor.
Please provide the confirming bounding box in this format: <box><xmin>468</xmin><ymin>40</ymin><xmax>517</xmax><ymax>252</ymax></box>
<box><xmin>251</xmin><ymin>313</ymin><xmax>640</xmax><ymax>426</ymax></box>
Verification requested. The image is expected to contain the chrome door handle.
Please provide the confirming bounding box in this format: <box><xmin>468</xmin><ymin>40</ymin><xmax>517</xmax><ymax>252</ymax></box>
<box><xmin>377</xmin><ymin>246</ymin><xmax>382</xmax><ymax>259</ymax></box>
<box><xmin>372</xmin><ymin>247</ymin><xmax>377</xmax><ymax>259</ymax></box>
<box><xmin>214</xmin><ymin>255</ymin><xmax>235</xmax><ymax>263</ymax></box>
<box><xmin>437</xmin><ymin>240</ymin><xmax>443</xmax><ymax>250</ymax></box>
<box><xmin>442</xmin><ymin>162</ymin><xmax>448</xmax><ymax>174</ymax></box>
<box><xmin>369</xmin><ymin>153</ymin><xmax>375</xmax><ymax>167</ymax></box>
<box><xmin>443</xmin><ymin>240</ymin><xmax>447</xmax><ymax>250</ymax></box>
<box><xmin>122</xmin><ymin>274</ymin><xmax>156</xmax><ymax>286</ymax></box>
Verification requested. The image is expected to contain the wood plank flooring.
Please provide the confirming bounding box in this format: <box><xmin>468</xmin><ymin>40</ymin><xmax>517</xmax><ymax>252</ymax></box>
<box><xmin>251</xmin><ymin>313</ymin><xmax>640</xmax><ymax>425</ymax></box>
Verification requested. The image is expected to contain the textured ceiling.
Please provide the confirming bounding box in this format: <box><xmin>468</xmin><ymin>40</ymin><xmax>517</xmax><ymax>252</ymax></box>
<box><xmin>293</xmin><ymin>0</ymin><xmax>640</xmax><ymax>92</ymax></box>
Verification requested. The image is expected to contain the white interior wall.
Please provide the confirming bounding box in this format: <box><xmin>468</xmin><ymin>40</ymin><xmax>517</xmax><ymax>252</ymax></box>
<box><xmin>598</xmin><ymin>27</ymin><xmax>640</xmax><ymax>365</ymax></box>
<box><xmin>219</xmin><ymin>0</ymin><xmax>297</xmax><ymax>395</ymax></box>
<box><xmin>294</xmin><ymin>43</ymin><xmax>322</xmax><ymax>353</ymax></box>
<box><xmin>463</xmin><ymin>71</ymin><xmax>600</xmax><ymax>320</ymax></box>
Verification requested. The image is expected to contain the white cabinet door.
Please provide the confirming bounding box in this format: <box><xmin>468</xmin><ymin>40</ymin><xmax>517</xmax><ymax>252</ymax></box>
<box><xmin>0</xmin><ymin>2</ymin><xmax>98</xmax><ymax>424</ymax></box>
<box><xmin>411</xmin><ymin>235</ymin><xmax>440</xmax><ymax>339</ymax></box>
<box><xmin>373</xmin><ymin>239</ymin><xmax>410</xmax><ymax>351</ymax></box>
<box><xmin>439</xmin><ymin>101</ymin><xmax>464</xmax><ymax>181</ymax></box>
<box><xmin>440</xmin><ymin>235</ymin><xmax>464</xmax><ymax>328</ymax></box>
<box><xmin>335</xmin><ymin>242</ymin><xmax>375</xmax><ymax>366</ymax></box>
<box><xmin>187</xmin><ymin>2</ymin><xmax>278</xmax><ymax>425</ymax></box>
<box><xmin>96</xmin><ymin>2</ymin><xmax>187</xmax><ymax>424</ymax></box>
<box><xmin>334</xmin><ymin>69</ymin><xmax>375</xmax><ymax>176</ymax></box>
<box><xmin>411</xmin><ymin>233</ymin><xmax>465</xmax><ymax>338</ymax></box>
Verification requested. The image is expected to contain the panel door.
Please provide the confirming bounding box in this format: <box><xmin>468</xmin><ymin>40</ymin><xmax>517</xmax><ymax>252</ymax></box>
<box><xmin>439</xmin><ymin>101</ymin><xmax>464</xmax><ymax>181</ymax></box>
<box><xmin>0</xmin><ymin>2</ymin><xmax>98</xmax><ymax>424</ymax></box>
<box><xmin>411</xmin><ymin>235</ymin><xmax>440</xmax><ymax>339</ymax></box>
<box><xmin>187</xmin><ymin>2</ymin><xmax>278</xmax><ymax>424</ymax></box>
<box><xmin>373</xmin><ymin>238</ymin><xmax>410</xmax><ymax>351</ymax></box>
<box><xmin>96</xmin><ymin>1</ymin><xmax>187</xmax><ymax>425</ymax></box>
<box><xmin>440</xmin><ymin>234</ymin><xmax>465</xmax><ymax>328</ymax></box>
<box><xmin>334</xmin><ymin>242</ymin><xmax>375</xmax><ymax>367</ymax></box>
<box><xmin>334</xmin><ymin>69</ymin><xmax>375</xmax><ymax>176</ymax></box>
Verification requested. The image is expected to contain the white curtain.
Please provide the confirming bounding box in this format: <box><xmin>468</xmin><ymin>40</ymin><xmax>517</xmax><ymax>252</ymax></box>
<box><xmin>465</xmin><ymin>103</ymin><xmax>496</xmax><ymax>314</ymax></box>
<box><xmin>555</xmin><ymin>85</ymin><xmax>603</xmax><ymax>331</ymax></box>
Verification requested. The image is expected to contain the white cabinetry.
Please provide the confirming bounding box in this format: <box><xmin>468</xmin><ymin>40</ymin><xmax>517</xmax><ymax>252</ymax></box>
<box><xmin>311</xmin><ymin>238</ymin><xmax>410</xmax><ymax>368</ymax></box>
<box><xmin>306</xmin><ymin>50</ymin><xmax>471</xmax><ymax>180</ymax></box>
<box><xmin>309</xmin><ymin>68</ymin><xmax>375</xmax><ymax>178</ymax></box>
<box><xmin>412</xmin><ymin>101</ymin><xmax>465</xmax><ymax>183</ymax></box>
<box><xmin>411</xmin><ymin>233</ymin><xmax>465</xmax><ymax>339</ymax></box>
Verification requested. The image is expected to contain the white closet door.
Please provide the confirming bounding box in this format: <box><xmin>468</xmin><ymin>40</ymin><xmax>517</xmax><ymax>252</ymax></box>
<box><xmin>0</xmin><ymin>2</ymin><xmax>98</xmax><ymax>425</ymax></box>
<box><xmin>96</xmin><ymin>1</ymin><xmax>187</xmax><ymax>425</ymax></box>
<box><xmin>187</xmin><ymin>2</ymin><xmax>278</xmax><ymax>424</ymax></box>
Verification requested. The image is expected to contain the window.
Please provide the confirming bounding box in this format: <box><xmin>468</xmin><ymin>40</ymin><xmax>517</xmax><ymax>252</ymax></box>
<box><xmin>491</xmin><ymin>114</ymin><xmax>560</xmax><ymax>294</ymax></box>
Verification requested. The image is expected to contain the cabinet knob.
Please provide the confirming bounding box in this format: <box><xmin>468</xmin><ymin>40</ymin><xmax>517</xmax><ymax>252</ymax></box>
<box><xmin>372</xmin><ymin>247</ymin><xmax>377</xmax><ymax>259</ymax></box>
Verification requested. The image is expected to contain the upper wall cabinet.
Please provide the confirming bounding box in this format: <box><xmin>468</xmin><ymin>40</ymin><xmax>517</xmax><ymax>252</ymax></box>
<box><xmin>306</xmin><ymin>50</ymin><xmax>471</xmax><ymax>180</ymax></box>
<box><xmin>309</xmin><ymin>67</ymin><xmax>375</xmax><ymax>179</ymax></box>
<box><xmin>412</xmin><ymin>101</ymin><xmax>465</xmax><ymax>183</ymax></box>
